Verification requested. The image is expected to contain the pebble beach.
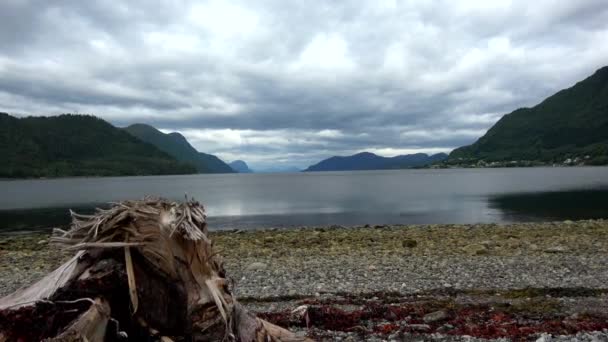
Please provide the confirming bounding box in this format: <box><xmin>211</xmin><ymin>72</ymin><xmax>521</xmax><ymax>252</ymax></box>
<box><xmin>2</xmin><ymin>220</ymin><xmax>608</xmax><ymax>341</ymax></box>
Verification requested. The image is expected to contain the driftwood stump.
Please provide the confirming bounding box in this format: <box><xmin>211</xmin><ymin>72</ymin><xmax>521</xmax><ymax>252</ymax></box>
<box><xmin>0</xmin><ymin>198</ymin><xmax>309</xmax><ymax>341</ymax></box>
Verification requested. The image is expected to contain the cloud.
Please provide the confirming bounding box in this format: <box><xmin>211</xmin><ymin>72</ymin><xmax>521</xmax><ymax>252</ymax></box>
<box><xmin>1</xmin><ymin>0</ymin><xmax>607</xmax><ymax>168</ymax></box>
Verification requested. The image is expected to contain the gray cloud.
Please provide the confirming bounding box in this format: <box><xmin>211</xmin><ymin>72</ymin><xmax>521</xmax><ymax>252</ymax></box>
<box><xmin>1</xmin><ymin>0</ymin><xmax>607</xmax><ymax>168</ymax></box>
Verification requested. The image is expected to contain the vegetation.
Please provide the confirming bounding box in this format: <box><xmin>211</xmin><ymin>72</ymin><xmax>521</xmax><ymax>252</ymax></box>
<box><xmin>447</xmin><ymin>66</ymin><xmax>608</xmax><ymax>166</ymax></box>
<box><xmin>305</xmin><ymin>152</ymin><xmax>448</xmax><ymax>171</ymax></box>
<box><xmin>0</xmin><ymin>113</ymin><xmax>196</xmax><ymax>178</ymax></box>
<box><xmin>124</xmin><ymin>123</ymin><xmax>235</xmax><ymax>173</ymax></box>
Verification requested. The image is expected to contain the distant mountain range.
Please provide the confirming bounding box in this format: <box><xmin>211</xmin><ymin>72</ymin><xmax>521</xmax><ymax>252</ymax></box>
<box><xmin>0</xmin><ymin>113</ymin><xmax>195</xmax><ymax>178</ymax></box>
<box><xmin>448</xmin><ymin>66</ymin><xmax>608</xmax><ymax>166</ymax></box>
<box><xmin>229</xmin><ymin>160</ymin><xmax>253</xmax><ymax>173</ymax></box>
<box><xmin>304</xmin><ymin>152</ymin><xmax>448</xmax><ymax>172</ymax></box>
<box><xmin>124</xmin><ymin>124</ymin><xmax>234</xmax><ymax>174</ymax></box>
<box><xmin>3</xmin><ymin>66</ymin><xmax>606</xmax><ymax>178</ymax></box>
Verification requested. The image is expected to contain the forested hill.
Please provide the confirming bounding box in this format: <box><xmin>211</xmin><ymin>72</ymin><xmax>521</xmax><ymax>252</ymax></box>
<box><xmin>448</xmin><ymin>66</ymin><xmax>608</xmax><ymax>166</ymax></box>
<box><xmin>124</xmin><ymin>124</ymin><xmax>234</xmax><ymax>173</ymax></box>
<box><xmin>0</xmin><ymin>113</ymin><xmax>196</xmax><ymax>178</ymax></box>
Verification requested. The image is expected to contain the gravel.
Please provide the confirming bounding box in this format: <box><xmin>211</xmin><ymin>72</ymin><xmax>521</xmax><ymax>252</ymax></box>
<box><xmin>1</xmin><ymin>220</ymin><xmax>608</xmax><ymax>341</ymax></box>
<box><xmin>226</xmin><ymin>254</ymin><xmax>608</xmax><ymax>298</ymax></box>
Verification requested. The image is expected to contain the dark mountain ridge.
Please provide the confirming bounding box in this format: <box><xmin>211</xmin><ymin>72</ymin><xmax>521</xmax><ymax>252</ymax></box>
<box><xmin>305</xmin><ymin>152</ymin><xmax>448</xmax><ymax>171</ymax></box>
<box><xmin>229</xmin><ymin>160</ymin><xmax>253</xmax><ymax>173</ymax></box>
<box><xmin>124</xmin><ymin>123</ymin><xmax>234</xmax><ymax>173</ymax></box>
<box><xmin>448</xmin><ymin>66</ymin><xmax>608</xmax><ymax>165</ymax></box>
<box><xmin>0</xmin><ymin>113</ymin><xmax>195</xmax><ymax>178</ymax></box>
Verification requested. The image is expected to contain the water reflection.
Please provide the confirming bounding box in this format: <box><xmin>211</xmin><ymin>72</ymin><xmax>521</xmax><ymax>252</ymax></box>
<box><xmin>2</xmin><ymin>189</ymin><xmax>608</xmax><ymax>233</ymax></box>
<box><xmin>1</xmin><ymin>168</ymin><xmax>608</xmax><ymax>233</ymax></box>
<box><xmin>488</xmin><ymin>189</ymin><xmax>608</xmax><ymax>222</ymax></box>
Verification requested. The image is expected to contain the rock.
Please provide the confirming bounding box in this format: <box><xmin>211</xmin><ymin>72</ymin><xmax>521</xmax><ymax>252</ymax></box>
<box><xmin>37</xmin><ymin>239</ymin><xmax>47</xmax><ymax>245</ymax></box>
<box><xmin>536</xmin><ymin>333</ymin><xmax>551</xmax><ymax>342</ymax></box>
<box><xmin>386</xmin><ymin>310</ymin><xmax>398</xmax><ymax>320</ymax></box>
<box><xmin>544</xmin><ymin>246</ymin><xmax>567</xmax><ymax>253</ymax></box>
<box><xmin>480</xmin><ymin>240</ymin><xmax>494</xmax><ymax>248</ymax></box>
<box><xmin>246</xmin><ymin>262</ymin><xmax>267</xmax><ymax>271</ymax></box>
<box><xmin>368</xmin><ymin>265</ymin><xmax>377</xmax><ymax>271</ymax></box>
<box><xmin>388</xmin><ymin>333</ymin><xmax>399</xmax><ymax>341</ymax></box>
<box><xmin>463</xmin><ymin>243</ymin><xmax>489</xmax><ymax>255</ymax></box>
<box><xmin>402</xmin><ymin>239</ymin><xmax>418</xmax><ymax>248</ymax></box>
<box><xmin>564</xmin><ymin>220</ymin><xmax>574</xmax><ymax>225</ymax></box>
<box><xmin>407</xmin><ymin>324</ymin><xmax>431</xmax><ymax>332</ymax></box>
<box><xmin>423</xmin><ymin>310</ymin><xmax>449</xmax><ymax>323</ymax></box>
<box><xmin>436</xmin><ymin>323</ymin><xmax>455</xmax><ymax>333</ymax></box>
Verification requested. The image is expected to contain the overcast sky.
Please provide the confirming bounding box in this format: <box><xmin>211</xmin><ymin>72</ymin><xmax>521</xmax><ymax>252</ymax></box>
<box><xmin>1</xmin><ymin>1</ymin><xmax>607</xmax><ymax>169</ymax></box>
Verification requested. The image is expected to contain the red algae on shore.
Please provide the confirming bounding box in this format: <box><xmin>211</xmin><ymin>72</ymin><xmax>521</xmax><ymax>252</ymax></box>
<box><xmin>256</xmin><ymin>290</ymin><xmax>608</xmax><ymax>340</ymax></box>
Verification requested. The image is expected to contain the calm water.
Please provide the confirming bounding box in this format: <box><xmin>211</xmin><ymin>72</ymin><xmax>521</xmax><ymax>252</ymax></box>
<box><xmin>1</xmin><ymin>167</ymin><xmax>608</xmax><ymax>232</ymax></box>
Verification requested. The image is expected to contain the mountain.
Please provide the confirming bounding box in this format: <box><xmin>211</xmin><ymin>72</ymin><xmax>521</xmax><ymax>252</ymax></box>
<box><xmin>124</xmin><ymin>124</ymin><xmax>234</xmax><ymax>173</ymax></box>
<box><xmin>448</xmin><ymin>66</ymin><xmax>608</xmax><ymax>166</ymax></box>
<box><xmin>0</xmin><ymin>113</ymin><xmax>196</xmax><ymax>178</ymax></box>
<box><xmin>304</xmin><ymin>152</ymin><xmax>448</xmax><ymax>171</ymax></box>
<box><xmin>229</xmin><ymin>160</ymin><xmax>253</xmax><ymax>173</ymax></box>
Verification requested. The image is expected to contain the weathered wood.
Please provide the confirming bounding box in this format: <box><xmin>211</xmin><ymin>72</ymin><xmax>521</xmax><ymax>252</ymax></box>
<box><xmin>0</xmin><ymin>251</ymin><xmax>89</xmax><ymax>311</ymax></box>
<box><xmin>44</xmin><ymin>298</ymin><xmax>111</xmax><ymax>342</ymax></box>
<box><xmin>0</xmin><ymin>198</ymin><xmax>311</xmax><ymax>341</ymax></box>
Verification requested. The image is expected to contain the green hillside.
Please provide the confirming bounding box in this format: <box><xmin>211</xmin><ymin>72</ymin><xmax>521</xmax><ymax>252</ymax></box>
<box><xmin>0</xmin><ymin>113</ymin><xmax>196</xmax><ymax>178</ymax></box>
<box><xmin>449</xmin><ymin>66</ymin><xmax>608</xmax><ymax>166</ymax></box>
<box><xmin>124</xmin><ymin>124</ymin><xmax>235</xmax><ymax>173</ymax></box>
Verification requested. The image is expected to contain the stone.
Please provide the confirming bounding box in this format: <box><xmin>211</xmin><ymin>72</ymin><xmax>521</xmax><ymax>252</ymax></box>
<box><xmin>480</xmin><ymin>240</ymin><xmax>494</xmax><ymax>248</ymax></box>
<box><xmin>37</xmin><ymin>239</ymin><xmax>47</xmax><ymax>245</ymax></box>
<box><xmin>246</xmin><ymin>262</ymin><xmax>268</xmax><ymax>271</ymax></box>
<box><xmin>407</xmin><ymin>324</ymin><xmax>431</xmax><ymax>332</ymax></box>
<box><xmin>423</xmin><ymin>310</ymin><xmax>449</xmax><ymax>323</ymax></box>
<box><xmin>463</xmin><ymin>243</ymin><xmax>489</xmax><ymax>255</ymax></box>
<box><xmin>402</xmin><ymin>239</ymin><xmax>418</xmax><ymax>248</ymax></box>
<box><xmin>544</xmin><ymin>246</ymin><xmax>567</xmax><ymax>253</ymax></box>
<box><xmin>536</xmin><ymin>333</ymin><xmax>551</xmax><ymax>342</ymax></box>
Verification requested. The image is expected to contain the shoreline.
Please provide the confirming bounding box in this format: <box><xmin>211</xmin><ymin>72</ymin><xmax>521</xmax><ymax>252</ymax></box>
<box><xmin>2</xmin><ymin>220</ymin><xmax>608</xmax><ymax>340</ymax></box>
<box><xmin>2</xmin><ymin>164</ymin><xmax>607</xmax><ymax>182</ymax></box>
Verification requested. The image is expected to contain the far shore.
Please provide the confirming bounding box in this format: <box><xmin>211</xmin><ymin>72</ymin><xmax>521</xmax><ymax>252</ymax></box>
<box><xmin>3</xmin><ymin>164</ymin><xmax>608</xmax><ymax>182</ymax></box>
<box><xmin>2</xmin><ymin>220</ymin><xmax>608</xmax><ymax>340</ymax></box>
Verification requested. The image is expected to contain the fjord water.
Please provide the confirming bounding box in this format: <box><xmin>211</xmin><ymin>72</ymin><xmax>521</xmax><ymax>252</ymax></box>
<box><xmin>1</xmin><ymin>167</ymin><xmax>608</xmax><ymax>232</ymax></box>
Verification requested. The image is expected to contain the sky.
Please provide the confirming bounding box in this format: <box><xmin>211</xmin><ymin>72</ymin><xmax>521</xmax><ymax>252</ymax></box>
<box><xmin>1</xmin><ymin>1</ymin><xmax>607</xmax><ymax>170</ymax></box>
